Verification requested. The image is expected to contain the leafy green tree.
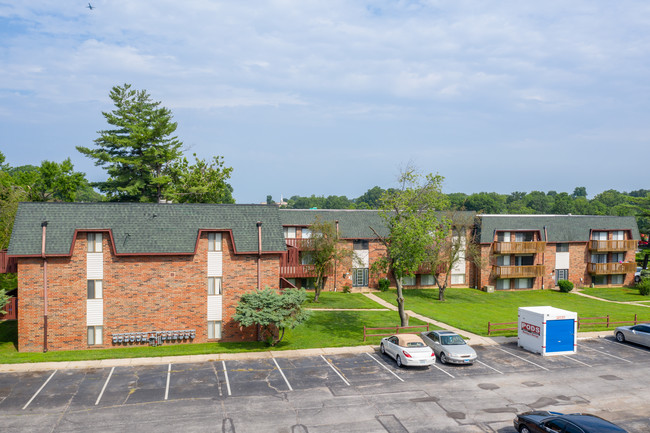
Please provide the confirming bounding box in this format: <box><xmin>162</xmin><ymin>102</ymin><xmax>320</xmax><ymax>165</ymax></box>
<box><xmin>13</xmin><ymin>159</ymin><xmax>85</xmax><ymax>202</ymax></box>
<box><xmin>356</xmin><ymin>186</ymin><xmax>385</xmax><ymax>209</ymax></box>
<box><xmin>525</xmin><ymin>191</ymin><xmax>553</xmax><ymax>213</ymax></box>
<box><xmin>304</xmin><ymin>218</ymin><xmax>352</xmax><ymax>302</ymax></box>
<box><xmin>370</xmin><ymin>168</ymin><xmax>449</xmax><ymax>326</ymax></box>
<box><xmin>572</xmin><ymin>186</ymin><xmax>587</xmax><ymax>198</ymax></box>
<box><xmin>464</xmin><ymin>192</ymin><xmax>506</xmax><ymax>213</ymax></box>
<box><xmin>447</xmin><ymin>192</ymin><xmax>469</xmax><ymax>210</ymax></box>
<box><xmin>233</xmin><ymin>288</ymin><xmax>310</xmax><ymax>346</ymax></box>
<box><xmin>0</xmin><ymin>288</ymin><xmax>11</xmax><ymax>315</ymax></box>
<box><xmin>593</xmin><ymin>189</ymin><xmax>627</xmax><ymax>209</ymax></box>
<box><xmin>77</xmin><ymin>84</ymin><xmax>183</xmax><ymax>202</ymax></box>
<box><xmin>266</xmin><ymin>195</ymin><xmax>274</xmax><ymax>204</ymax></box>
<box><xmin>167</xmin><ymin>154</ymin><xmax>234</xmax><ymax>203</ymax></box>
<box><xmin>551</xmin><ymin>192</ymin><xmax>575</xmax><ymax>214</ymax></box>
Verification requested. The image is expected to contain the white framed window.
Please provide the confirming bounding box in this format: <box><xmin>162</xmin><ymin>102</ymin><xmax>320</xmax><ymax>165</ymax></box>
<box><xmin>87</xmin><ymin>233</ymin><xmax>102</xmax><ymax>253</ymax></box>
<box><xmin>497</xmin><ymin>232</ymin><xmax>510</xmax><ymax>242</ymax></box>
<box><xmin>612</xmin><ymin>231</ymin><xmax>624</xmax><ymax>241</ymax></box>
<box><xmin>208</xmin><ymin>321</ymin><xmax>222</xmax><ymax>339</ymax></box>
<box><xmin>208</xmin><ymin>277</ymin><xmax>222</xmax><ymax>295</ymax></box>
<box><xmin>87</xmin><ymin>326</ymin><xmax>103</xmax><ymax>345</ymax></box>
<box><xmin>208</xmin><ymin>233</ymin><xmax>222</xmax><ymax>251</ymax></box>
<box><xmin>301</xmin><ymin>228</ymin><xmax>311</xmax><ymax>239</ymax></box>
<box><xmin>284</xmin><ymin>227</ymin><xmax>296</xmax><ymax>239</ymax></box>
<box><xmin>515</xmin><ymin>255</ymin><xmax>534</xmax><ymax>266</ymax></box>
<box><xmin>591</xmin><ymin>254</ymin><xmax>607</xmax><ymax>264</ymax></box>
<box><xmin>592</xmin><ymin>231</ymin><xmax>607</xmax><ymax>241</ymax></box>
<box><xmin>421</xmin><ymin>274</ymin><xmax>436</xmax><ymax>286</ymax></box>
<box><xmin>496</xmin><ymin>255</ymin><xmax>511</xmax><ymax>266</ymax></box>
<box><xmin>496</xmin><ymin>279</ymin><xmax>510</xmax><ymax>290</ymax></box>
<box><xmin>402</xmin><ymin>275</ymin><xmax>416</xmax><ymax>286</ymax></box>
<box><xmin>451</xmin><ymin>273</ymin><xmax>465</xmax><ymax>285</ymax></box>
<box><xmin>515</xmin><ymin>232</ymin><xmax>533</xmax><ymax>242</ymax></box>
<box><xmin>515</xmin><ymin>278</ymin><xmax>533</xmax><ymax>289</ymax></box>
<box><xmin>87</xmin><ymin>280</ymin><xmax>103</xmax><ymax>299</ymax></box>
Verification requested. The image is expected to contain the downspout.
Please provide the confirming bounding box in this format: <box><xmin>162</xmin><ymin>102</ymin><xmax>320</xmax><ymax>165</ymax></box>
<box><xmin>257</xmin><ymin>222</ymin><xmax>262</xmax><ymax>290</ymax></box>
<box><xmin>41</xmin><ymin>221</ymin><xmax>48</xmax><ymax>353</ymax></box>
<box><xmin>334</xmin><ymin>220</ymin><xmax>339</xmax><ymax>291</ymax></box>
<box><xmin>542</xmin><ymin>226</ymin><xmax>548</xmax><ymax>290</ymax></box>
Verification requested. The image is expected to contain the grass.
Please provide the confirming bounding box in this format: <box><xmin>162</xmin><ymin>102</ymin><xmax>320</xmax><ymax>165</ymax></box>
<box><xmin>579</xmin><ymin>286</ymin><xmax>650</xmax><ymax>303</ymax></box>
<box><xmin>0</xmin><ymin>308</ymin><xmax>421</xmax><ymax>364</ymax></box>
<box><xmin>373</xmin><ymin>287</ymin><xmax>650</xmax><ymax>336</ymax></box>
<box><xmin>304</xmin><ymin>291</ymin><xmax>386</xmax><ymax>309</ymax></box>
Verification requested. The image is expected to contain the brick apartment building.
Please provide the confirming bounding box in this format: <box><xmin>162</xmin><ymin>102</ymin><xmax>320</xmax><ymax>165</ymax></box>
<box><xmin>2</xmin><ymin>203</ymin><xmax>640</xmax><ymax>352</ymax></box>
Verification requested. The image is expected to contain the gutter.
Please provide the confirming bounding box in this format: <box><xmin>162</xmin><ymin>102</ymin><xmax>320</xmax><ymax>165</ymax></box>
<box><xmin>41</xmin><ymin>221</ymin><xmax>48</xmax><ymax>353</ymax></box>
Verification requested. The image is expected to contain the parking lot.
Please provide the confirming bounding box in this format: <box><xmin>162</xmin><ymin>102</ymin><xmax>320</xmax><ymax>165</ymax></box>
<box><xmin>1</xmin><ymin>337</ymin><xmax>650</xmax><ymax>432</ymax></box>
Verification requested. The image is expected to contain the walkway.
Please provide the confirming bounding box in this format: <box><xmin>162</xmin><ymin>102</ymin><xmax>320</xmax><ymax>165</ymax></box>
<box><xmin>572</xmin><ymin>289</ymin><xmax>650</xmax><ymax>307</ymax></box>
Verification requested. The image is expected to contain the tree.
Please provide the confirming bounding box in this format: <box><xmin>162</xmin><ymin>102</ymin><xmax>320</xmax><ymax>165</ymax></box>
<box><xmin>12</xmin><ymin>159</ymin><xmax>85</xmax><ymax>202</ymax></box>
<box><xmin>304</xmin><ymin>217</ymin><xmax>352</xmax><ymax>302</ymax></box>
<box><xmin>370</xmin><ymin>168</ymin><xmax>449</xmax><ymax>326</ymax></box>
<box><xmin>572</xmin><ymin>186</ymin><xmax>587</xmax><ymax>198</ymax></box>
<box><xmin>425</xmin><ymin>211</ymin><xmax>481</xmax><ymax>301</ymax></box>
<box><xmin>356</xmin><ymin>186</ymin><xmax>385</xmax><ymax>209</ymax></box>
<box><xmin>232</xmin><ymin>288</ymin><xmax>311</xmax><ymax>346</ymax></box>
<box><xmin>166</xmin><ymin>153</ymin><xmax>234</xmax><ymax>203</ymax></box>
<box><xmin>77</xmin><ymin>84</ymin><xmax>183</xmax><ymax>202</ymax></box>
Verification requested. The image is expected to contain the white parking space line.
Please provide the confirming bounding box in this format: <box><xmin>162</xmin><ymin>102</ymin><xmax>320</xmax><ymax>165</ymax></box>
<box><xmin>562</xmin><ymin>355</ymin><xmax>592</xmax><ymax>368</ymax></box>
<box><xmin>22</xmin><ymin>370</ymin><xmax>57</xmax><ymax>410</ymax></box>
<box><xmin>320</xmin><ymin>355</ymin><xmax>350</xmax><ymax>386</ymax></box>
<box><xmin>600</xmin><ymin>337</ymin><xmax>650</xmax><ymax>354</ymax></box>
<box><xmin>164</xmin><ymin>363</ymin><xmax>171</xmax><ymax>400</ymax></box>
<box><xmin>272</xmin><ymin>358</ymin><xmax>293</xmax><ymax>391</ymax></box>
<box><xmin>578</xmin><ymin>344</ymin><xmax>633</xmax><ymax>363</ymax></box>
<box><xmin>476</xmin><ymin>360</ymin><xmax>503</xmax><ymax>374</ymax></box>
<box><xmin>431</xmin><ymin>363</ymin><xmax>455</xmax><ymax>378</ymax></box>
<box><xmin>222</xmin><ymin>361</ymin><xmax>232</xmax><ymax>396</ymax></box>
<box><xmin>495</xmin><ymin>347</ymin><xmax>549</xmax><ymax>371</ymax></box>
<box><xmin>95</xmin><ymin>366</ymin><xmax>115</xmax><ymax>405</ymax></box>
<box><xmin>366</xmin><ymin>353</ymin><xmax>404</xmax><ymax>382</ymax></box>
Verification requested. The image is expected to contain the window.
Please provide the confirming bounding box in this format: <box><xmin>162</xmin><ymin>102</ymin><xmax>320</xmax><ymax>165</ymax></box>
<box><xmin>87</xmin><ymin>233</ymin><xmax>102</xmax><ymax>252</ymax></box>
<box><xmin>421</xmin><ymin>274</ymin><xmax>436</xmax><ymax>286</ymax></box>
<box><xmin>515</xmin><ymin>278</ymin><xmax>533</xmax><ymax>289</ymax></box>
<box><xmin>87</xmin><ymin>326</ymin><xmax>103</xmax><ymax>345</ymax></box>
<box><xmin>208</xmin><ymin>277</ymin><xmax>222</xmax><ymax>295</ymax></box>
<box><xmin>592</xmin><ymin>231</ymin><xmax>607</xmax><ymax>241</ymax></box>
<box><xmin>496</xmin><ymin>255</ymin><xmax>511</xmax><ymax>266</ymax></box>
<box><xmin>515</xmin><ymin>232</ymin><xmax>533</xmax><ymax>242</ymax></box>
<box><xmin>352</xmin><ymin>268</ymin><xmax>368</xmax><ymax>287</ymax></box>
<box><xmin>591</xmin><ymin>254</ymin><xmax>607</xmax><ymax>264</ymax></box>
<box><xmin>497</xmin><ymin>232</ymin><xmax>510</xmax><ymax>242</ymax></box>
<box><xmin>208</xmin><ymin>321</ymin><xmax>222</xmax><ymax>339</ymax></box>
<box><xmin>542</xmin><ymin>419</ymin><xmax>566</xmax><ymax>433</ymax></box>
<box><xmin>87</xmin><ymin>280</ymin><xmax>103</xmax><ymax>299</ymax></box>
<box><xmin>556</xmin><ymin>243</ymin><xmax>569</xmax><ymax>252</ymax></box>
<box><xmin>496</xmin><ymin>279</ymin><xmax>510</xmax><ymax>290</ymax></box>
<box><xmin>402</xmin><ymin>275</ymin><xmax>416</xmax><ymax>286</ymax></box>
<box><xmin>611</xmin><ymin>274</ymin><xmax>624</xmax><ymax>285</ymax></box>
<box><xmin>593</xmin><ymin>275</ymin><xmax>607</xmax><ymax>285</ymax></box>
<box><xmin>514</xmin><ymin>255</ymin><xmax>534</xmax><ymax>266</ymax></box>
<box><xmin>301</xmin><ymin>228</ymin><xmax>311</xmax><ymax>239</ymax></box>
<box><xmin>208</xmin><ymin>233</ymin><xmax>222</xmax><ymax>251</ymax></box>
<box><xmin>283</xmin><ymin>227</ymin><xmax>296</xmax><ymax>239</ymax></box>
<box><xmin>353</xmin><ymin>240</ymin><xmax>369</xmax><ymax>250</ymax></box>
<box><xmin>611</xmin><ymin>252</ymin><xmax>624</xmax><ymax>263</ymax></box>
<box><xmin>612</xmin><ymin>230</ymin><xmax>624</xmax><ymax>240</ymax></box>
<box><xmin>451</xmin><ymin>274</ymin><xmax>465</xmax><ymax>285</ymax></box>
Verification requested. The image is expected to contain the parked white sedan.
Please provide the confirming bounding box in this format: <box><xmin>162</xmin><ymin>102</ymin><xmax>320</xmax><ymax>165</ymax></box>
<box><xmin>420</xmin><ymin>330</ymin><xmax>477</xmax><ymax>365</ymax></box>
<box><xmin>380</xmin><ymin>334</ymin><xmax>436</xmax><ymax>367</ymax></box>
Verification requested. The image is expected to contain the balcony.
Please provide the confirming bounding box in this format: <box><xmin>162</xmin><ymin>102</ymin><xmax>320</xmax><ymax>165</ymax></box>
<box><xmin>588</xmin><ymin>262</ymin><xmax>637</xmax><ymax>275</ymax></box>
<box><xmin>280</xmin><ymin>264</ymin><xmax>317</xmax><ymax>278</ymax></box>
<box><xmin>0</xmin><ymin>250</ymin><xmax>17</xmax><ymax>274</ymax></box>
<box><xmin>493</xmin><ymin>241</ymin><xmax>546</xmax><ymax>254</ymax></box>
<box><xmin>285</xmin><ymin>238</ymin><xmax>313</xmax><ymax>249</ymax></box>
<box><xmin>589</xmin><ymin>240</ymin><xmax>637</xmax><ymax>252</ymax></box>
<box><xmin>493</xmin><ymin>265</ymin><xmax>545</xmax><ymax>278</ymax></box>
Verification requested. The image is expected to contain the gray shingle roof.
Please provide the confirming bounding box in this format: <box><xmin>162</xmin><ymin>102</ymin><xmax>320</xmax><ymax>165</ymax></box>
<box><xmin>279</xmin><ymin>209</ymin><xmax>389</xmax><ymax>238</ymax></box>
<box><xmin>8</xmin><ymin>202</ymin><xmax>285</xmax><ymax>256</ymax></box>
<box><xmin>477</xmin><ymin>214</ymin><xmax>640</xmax><ymax>243</ymax></box>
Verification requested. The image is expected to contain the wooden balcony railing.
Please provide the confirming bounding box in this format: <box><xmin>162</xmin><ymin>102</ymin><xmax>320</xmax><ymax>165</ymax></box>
<box><xmin>589</xmin><ymin>240</ymin><xmax>637</xmax><ymax>252</ymax></box>
<box><xmin>285</xmin><ymin>238</ymin><xmax>313</xmax><ymax>249</ymax></box>
<box><xmin>493</xmin><ymin>241</ymin><xmax>546</xmax><ymax>254</ymax></box>
<box><xmin>493</xmin><ymin>265</ymin><xmax>545</xmax><ymax>278</ymax></box>
<box><xmin>587</xmin><ymin>262</ymin><xmax>637</xmax><ymax>275</ymax></box>
<box><xmin>280</xmin><ymin>264</ymin><xmax>317</xmax><ymax>278</ymax></box>
<box><xmin>0</xmin><ymin>250</ymin><xmax>17</xmax><ymax>274</ymax></box>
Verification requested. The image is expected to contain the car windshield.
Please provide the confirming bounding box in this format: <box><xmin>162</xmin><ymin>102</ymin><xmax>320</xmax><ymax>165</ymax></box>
<box><xmin>406</xmin><ymin>342</ymin><xmax>425</xmax><ymax>347</ymax></box>
<box><xmin>441</xmin><ymin>335</ymin><xmax>465</xmax><ymax>345</ymax></box>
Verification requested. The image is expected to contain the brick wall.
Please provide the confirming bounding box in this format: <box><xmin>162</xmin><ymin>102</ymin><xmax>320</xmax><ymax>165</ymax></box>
<box><xmin>17</xmin><ymin>231</ymin><xmax>279</xmax><ymax>352</ymax></box>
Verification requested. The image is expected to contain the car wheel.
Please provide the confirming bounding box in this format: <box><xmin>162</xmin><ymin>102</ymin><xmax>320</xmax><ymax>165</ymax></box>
<box><xmin>519</xmin><ymin>426</ymin><xmax>531</xmax><ymax>433</ymax></box>
<box><xmin>440</xmin><ymin>352</ymin><xmax>447</xmax><ymax>364</ymax></box>
<box><xmin>380</xmin><ymin>343</ymin><xmax>386</xmax><ymax>354</ymax></box>
<box><xmin>616</xmin><ymin>332</ymin><xmax>626</xmax><ymax>343</ymax></box>
<box><xmin>396</xmin><ymin>355</ymin><xmax>402</xmax><ymax>368</ymax></box>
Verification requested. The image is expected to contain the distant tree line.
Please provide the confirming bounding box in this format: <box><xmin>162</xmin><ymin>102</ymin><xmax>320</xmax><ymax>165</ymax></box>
<box><xmin>273</xmin><ymin>186</ymin><xmax>650</xmax><ymax>235</ymax></box>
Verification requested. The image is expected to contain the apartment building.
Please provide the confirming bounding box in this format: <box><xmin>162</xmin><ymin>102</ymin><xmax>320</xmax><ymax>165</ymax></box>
<box><xmin>3</xmin><ymin>203</ymin><xmax>639</xmax><ymax>352</ymax></box>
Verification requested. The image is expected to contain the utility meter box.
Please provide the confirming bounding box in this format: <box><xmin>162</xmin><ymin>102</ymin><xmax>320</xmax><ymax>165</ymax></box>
<box><xmin>518</xmin><ymin>306</ymin><xmax>577</xmax><ymax>356</ymax></box>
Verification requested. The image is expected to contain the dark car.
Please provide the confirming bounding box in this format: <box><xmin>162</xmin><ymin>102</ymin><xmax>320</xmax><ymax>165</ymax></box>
<box><xmin>513</xmin><ymin>411</ymin><xmax>627</xmax><ymax>433</ymax></box>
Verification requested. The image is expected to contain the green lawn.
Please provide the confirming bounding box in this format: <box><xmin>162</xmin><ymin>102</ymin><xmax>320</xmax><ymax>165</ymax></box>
<box><xmin>304</xmin><ymin>291</ymin><xmax>385</xmax><ymax>309</ymax></box>
<box><xmin>0</xmin><ymin>309</ymin><xmax>421</xmax><ymax>364</ymax></box>
<box><xmin>373</xmin><ymin>288</ymin><xmax>650</xmax><ymax>336</ymax></box>
<box><xmin>579</xmin><ymin>287</ymin><xmax>650</xmax><ymax>303</ymax></box>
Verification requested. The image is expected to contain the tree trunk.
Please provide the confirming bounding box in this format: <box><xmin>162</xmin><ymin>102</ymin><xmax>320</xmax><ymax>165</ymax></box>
<box><xmin>438</xmin><ymin>284</ymin><xmax>446</xmax><ymax>301</ymax></box>
<box><xmin>393</xmin><ymin>272</ymin><xmax>409</xmax><ymax>326</ymax></box>
<box><xmin>313</xmin><ymin>276</ymin><xmax>323</xmax><ymax>302</ymax></box>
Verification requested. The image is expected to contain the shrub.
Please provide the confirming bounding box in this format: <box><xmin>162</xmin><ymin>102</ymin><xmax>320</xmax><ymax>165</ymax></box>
<box><xmin>637</xmin><ymin>278</ymin><xmax>650</xmax><ymax>296</ymax></box>
<box><xmin>557</xmin><ymin>279</ymin><xmax>574</xmax><ymax>293</ymax></box>
<box><xmin>342</xmin><ymin>285</ymin><xmax>351</xmax><ymax>294</ymax></box>
<box><xmin>378</xmin><ymin>278</ymin><xmax>390</xmax><ymax>292</ymax></box>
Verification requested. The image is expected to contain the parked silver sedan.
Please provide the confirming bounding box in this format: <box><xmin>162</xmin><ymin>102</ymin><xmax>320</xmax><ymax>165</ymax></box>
<box><xmin>380</xmin><ymin>334</ymin><xmax>436</xmax><ymax>367</ymax></box>
<box><xmin>615</xmin><ymin>323</ymin><xmax>650</xmax><ymax>348</ymax></box>
<box><xmin>420</xmin><ymin>330</ymin><xmax>477</xmax><ymax>364</ymax></box>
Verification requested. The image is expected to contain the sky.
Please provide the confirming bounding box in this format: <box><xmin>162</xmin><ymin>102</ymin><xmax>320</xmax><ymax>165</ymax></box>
<box><xmin>1</xmin><ymin>1</ymin><xmax>650</xmax><ymax>204</ymax></box>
